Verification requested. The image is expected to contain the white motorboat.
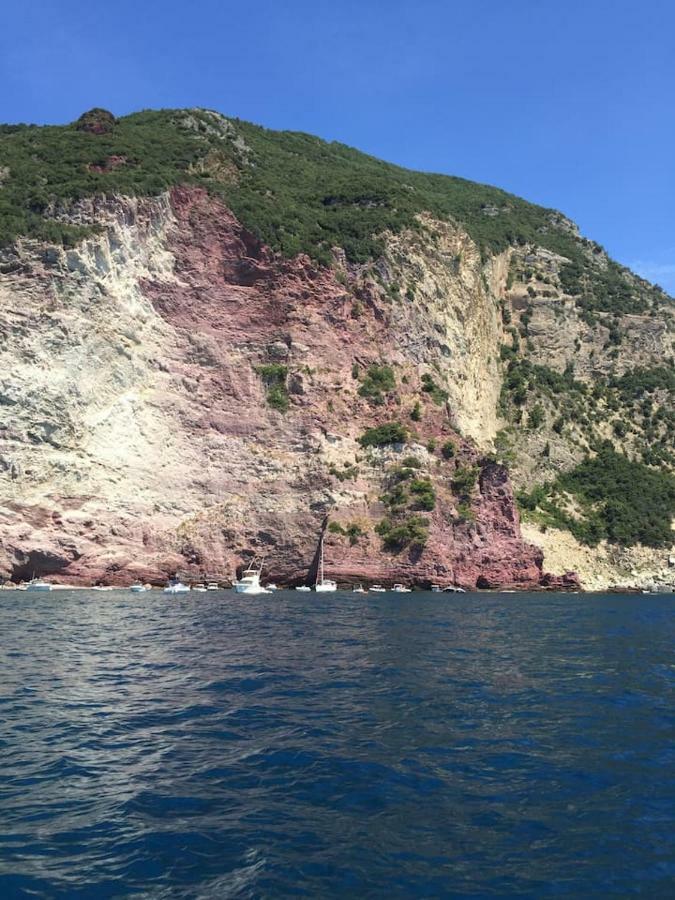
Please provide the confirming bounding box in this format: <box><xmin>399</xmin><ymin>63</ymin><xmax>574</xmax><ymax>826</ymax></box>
<box><xmin>129</xmin><ymin>583</ymin><xmax>148</xmax><ymax>593</ymax></box>
<box><xmin>370</xmin><ymin>585</ymin><xmax>386</xmax><ymax>593</ymax></box>
<box><xmin>25</xmin><ymin>578</ymin><xmax>52</xmax><ymax>592</ymax></box>
<box><xmin>442</xmin><ymin>585</ymin><xmax>466</xmax><ymax>593</ymax></box>
<box><xmin>92</xmin><ymin>585</ymin><xmax>114</xmax><ymax>592</ymax></box>
<box><xmin>233</xmin><ymin>559</ymin><xmax>271</xmax><ymax>595</ymax></box>
<box><xmin>192</xmin><ymin>585</ymin><xmax>207</xmax><ymax>593</ymax></box>
<box><xmin>392</xmin><ymin>583</ymin><xmax>411</xmax><ymax>593</ymax></box>
<box><xmin>295</xmin><ymin>585</ymin><xmax>311</xmax><ymax>592</ymax></box>
<box><xmin>206</xmin><ymin>582</ymin><xmax>220</xmax><ymax>591</ymax></box>
<box><xmin>352</xmin><ymin>583</ymin><xmax>367</xmax><ymax>593</ymax></box>
<box><xmin>431</xmin><ymin>585</ymin><xmax>442</xmax><ymax>593</ymax></box>
<box><xmin>265</xmin><ymin>583</ymin><xmax>278</xmax><ymax>591</ymax></box>
<box><xmin>163</xmin><ymin>579</ymin><xmax>191</xmax><ymax>594</ymax></box>
<box><xmin>314</xmin><ymin>534</ymin><xmax>337</xmax><ymax>592</ymax></box>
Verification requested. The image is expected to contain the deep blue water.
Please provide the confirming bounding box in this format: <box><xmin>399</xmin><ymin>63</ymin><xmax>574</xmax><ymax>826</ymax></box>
<box><xmin>0</xmin><ymin>590</ymin><xmax>674</xmax><ymax>898</ymax></box>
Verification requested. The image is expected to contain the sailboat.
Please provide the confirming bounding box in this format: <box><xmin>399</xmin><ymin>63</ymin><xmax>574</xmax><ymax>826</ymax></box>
<box><xmin>314</xmin><ymin>534</ymin><xmax>337</xmax><ymax>592</ymax></box>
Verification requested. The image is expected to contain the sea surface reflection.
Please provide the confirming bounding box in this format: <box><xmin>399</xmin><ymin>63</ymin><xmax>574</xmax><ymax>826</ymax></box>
<box><xmin>0</xmin><ymin>590</ymin><xmax>673</xmax><ymax>897</ymax></box>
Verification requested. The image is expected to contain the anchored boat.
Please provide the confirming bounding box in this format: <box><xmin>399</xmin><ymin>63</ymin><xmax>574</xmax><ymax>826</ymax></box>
<box><xmin>25</xmin><ymin>578</ymin><xmax>52</xmax><ymax>592</ymax></box>
<box><xmin>163</xmin><ymin>579</ymin><xmax>191</xmax><ymax>594</ymax></box>
<box><xmin>314</xmin><ymin>535</ymin><xmax>337</xmax><ymax>592</ymax></box>
<box><xmin>233</xmin><ymin>559</ymin><xmax>271</xmax><ymax>595</ymax></box>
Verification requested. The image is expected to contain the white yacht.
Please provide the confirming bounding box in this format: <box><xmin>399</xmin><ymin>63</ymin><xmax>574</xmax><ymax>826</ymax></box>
<box><xmin>25</xmin><ymin>578</ymin><xmax>52</xmax><ymax>592</ymax></box>
<box><xmin>370</xmin><ymin>585</ymin><xmax>386</xmax><ymax>593</ymax></box>
<box><xmin>352</xmin><ymin>583</ymin><xmax>367</xmax><ymax>593</ymax></box>
<box><xmin>206</xmin><ymin>582</ymin><xmax>220</xmax><ymax>591</ymax></box>
<box><xmin>295</xmin><ymin>585</ymin><xmax>311</xmax><ymax>592</ymax></box>
<box><xmin>392</xmin><ymin>583</ymin><xmax>411</xmax><ymax>593</ymax></box>
<box><xmin>442</xmin><ymin>585</ymin><xmax>466</xmax><ymax>593</ymax></box>
<box><xmin>431</xmin><ymin>585</ymin><xmax>442</xmax><ymax>593</ymax></box>
<box><xmin>192</xmin><ymin>585</ymin><xmax>207</xmax><ymax>593</ymax></box>
<box><xmin>163</xmin><ymin>579</ymin><xmax>191</xmax><ymax>594</ymax></box>
<box><xmin>233</xmin><ymin>559</ymin><xmax>271</xmax><ymax>595</ymax></box>
<box><xmin>129</xmin><ymin>583</ymin><xmax>148</xmax><ymax>593</ymax></box>
<box><xmin>314</xmin><ymin>535</ymin><xmax>337</xmax><ymax>592</ymax></box>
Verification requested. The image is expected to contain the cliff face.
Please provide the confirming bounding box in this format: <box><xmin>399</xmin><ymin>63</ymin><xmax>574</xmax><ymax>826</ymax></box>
<box><xmin>0</xmin><ymin>185</ymin><xmax>560</xmax><ymax>588</ymax></box>
<box><xmin>0</xmin><ymin>109</ymin><xmax>672</xmax><ymax>589</ymax></box>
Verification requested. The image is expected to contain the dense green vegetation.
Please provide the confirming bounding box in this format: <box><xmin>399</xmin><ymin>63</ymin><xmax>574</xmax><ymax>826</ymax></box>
<box><xmin>0</xmin><ymin>110</ymin><xmax>204</xmax><ymax>247</ymax></box>
<box><xmin>609</xmin><ymin>366</ymin><xmax>675</xmax><ymax>401</ymax></box>
<box><xmin>518</xmin><ymin>444</ymin><xmax>675</xmax><ymax>547</ymax></box>
<box><xmin>0</xmin><ymin>106</ymin><xmax>583</xmax><ymax>266</ymax></box>
<box><xmin>359</xmin><ymin>422</ymin><xmax>407</xmax><ymax>447</ymax></box>
<box><xmin>559</xmin><ymin>258</ymin><xmax>649</xmax><ymax>315</ymax></box>
<box><xmin>500</xmin><ymin>358</ymin><xmax>586</xmax><ymax>410</ymax></box>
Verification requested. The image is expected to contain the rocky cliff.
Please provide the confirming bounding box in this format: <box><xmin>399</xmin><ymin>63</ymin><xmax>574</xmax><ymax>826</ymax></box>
<box><xmin>0</xmin><ymin>109</ymin><xmax>672</xmax><ymax>589</ymax></box>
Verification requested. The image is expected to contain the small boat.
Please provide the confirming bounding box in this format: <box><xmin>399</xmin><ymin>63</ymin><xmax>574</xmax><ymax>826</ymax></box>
<box><xmin>192</xmin><ymin>585</ymin><xmax>208</xmax><ymax>593</ymax></box>
<box><xmin>431</xmin><ymin>585</ymin><xmax>442</xmax><ymax>593</ymax></box>
<box><xmin>163</xmin><ymin>579</ymin><xmax>191</xmax><ymax>594</ymax></box>
<box><xmin>25</xmin><ymin>578</ymin><xmax>52</xmax><ymax>592</ymax></box>
<box><xmin>352</xmin><ymin>583</ymin><xmax>367</xmax><ymax>593</ymax></box>
<box><xmin>264</xmin><ymin>583</ymin><xmax>278</xmax><ymax>591</ymax></box>
<box><xmin>370</xmin><ymin>585</ymin><xmax>386</xmax><ymax>593</ymax></box>
<box><xmin>314</xmin><ymin>535</ymin><xmax>337</xmax><ymax>592</ymax></box>
<box><xmin>129</xmin><ymin>583</ymin><xmax>148</xmax><ymax>593</ymax></box>
<box><xmin>392</xmin><ymin>583</ymin><xmax>411</xmax><ymax>593</ymax></box>
<box><xmin>233</xmin><ymin>558</ymin><xmax>271</xmax><ymax>595</ymax></box>
<box><xmin>206</xmin><ymin>582</ymin><xmax>220</xmax><ymax>591</ymax></box>
<box><xmin>92</xmin><ymin>585</ymin><xmax>114</xmax><ymax>592</ymax></box>
<box><xmin>442</xmin><ymin>585</ymin><xmax>466</xmax><ymax>593</ymax></box>
<box><xmin>295</xmin><ymin>585</ymin><xmax>311</xmax><ymax>592</ymax></box>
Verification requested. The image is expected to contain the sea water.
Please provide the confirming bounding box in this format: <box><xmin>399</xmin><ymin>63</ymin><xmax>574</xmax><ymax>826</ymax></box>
<box><xmin>0</xmin><ymin>590</ymin><xmax>673</xmax><ymax>897</ymax></box>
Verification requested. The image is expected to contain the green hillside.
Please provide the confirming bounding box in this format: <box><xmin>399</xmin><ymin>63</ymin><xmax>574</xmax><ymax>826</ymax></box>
<box><xmin>0</xmin><ymin>106</ymin><xmax>615</xmax><ymax>264</ymax></box>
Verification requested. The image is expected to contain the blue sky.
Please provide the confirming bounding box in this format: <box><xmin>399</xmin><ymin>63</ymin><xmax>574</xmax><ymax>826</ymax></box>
<box><xmin>2</xmin><ymin>0</ymin><xmax>674</xmax><ymax>292</ymax></box>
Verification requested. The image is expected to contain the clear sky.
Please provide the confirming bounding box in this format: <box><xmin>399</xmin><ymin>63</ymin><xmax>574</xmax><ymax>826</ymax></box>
<box><xmin>2</xmin><ymin>0</ymin><xmax>674</xmax><ymax>292</ymax></box>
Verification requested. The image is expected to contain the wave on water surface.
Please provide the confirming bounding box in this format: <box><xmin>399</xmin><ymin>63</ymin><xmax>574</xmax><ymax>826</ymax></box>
<box><xmin>0</xmin><ymin>590</ymin><xmax>674</xmax><ymax>897</ymax></box>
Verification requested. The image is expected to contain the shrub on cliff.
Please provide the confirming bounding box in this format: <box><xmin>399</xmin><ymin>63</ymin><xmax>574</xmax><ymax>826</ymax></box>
<box><xmin>452</xmin><ymin>465</ymin><xmax>479</xmax><ymax>498</ymax></box>
<box><xmin>420</xmin><ymin>373</ymin><xmax>448</xmax><ymax>406</ymax></box>
<box><xmin>409</xmin><ymin>478</ymin><xmax>436</xmax><ymax>511</ymax></box>
<box><xmin>256</xmin><ymin>363</ymin><xmax>289</xmax><ymax>412</ymax></box>
<box><xmin>357</xmin><ymin>364</ymin><xmax>396</xmax><ymax>405</ymax></box>
<box><xmin>359</xmin><ymin>422</ymin><xmax>407</xmax><ymax>447</ymax></box>
<box><xmin>376</xmin><ymin>516</ymin><xmax>429</xmax><ymax>551</ymax></box>
<box><xmin>328</xmin><ymin>521</ymin><xmax>364</xmax><ymax>544</ymax></box>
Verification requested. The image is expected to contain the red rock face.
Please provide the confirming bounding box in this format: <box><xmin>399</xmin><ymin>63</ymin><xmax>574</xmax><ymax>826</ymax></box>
<box><xmin>87</xmin><ymin>155</ymin><xmax>128</xmax><ymax>173</ymax></box>
<box><xmin>137</xmin><ymin>187</ymin><xmax>570</xmax><ymax>590</ymax></box>
<box><xmin>0</xmin><ymin>185</ymin><xmax>578</xmax><ymax>589</ymax></box>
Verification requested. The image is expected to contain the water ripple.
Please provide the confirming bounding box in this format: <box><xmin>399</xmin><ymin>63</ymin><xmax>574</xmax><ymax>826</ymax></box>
<box><xmin>0</xmin><ymin>590</ymin><xmax>674</xmax><ymax>897</ymax></box>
